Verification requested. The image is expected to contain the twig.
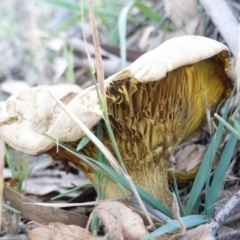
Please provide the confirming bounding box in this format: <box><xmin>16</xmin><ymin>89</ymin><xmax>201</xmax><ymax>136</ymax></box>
<box><xmin>216</xmin><ymin>229</ymin><xmax>240</xmax><ymax>240</ymax></box>
<box><xmin>87</xmin><ymin>0</ymin><xmax>105</xmax><ymax>97</ymax></box>
<box><xmin>211</xmin><ymin>190</ymin><xmax>240</xmax><ymax>235</ymax></box>
<box><xmin>224</xmin><ymin>211</ymin><xmax>240</xmax><ymax>224</ymax></box>
<box><xmin>199</xmin><ymin>0</ymin><xmax>239</xmax><ymax>58</ymax></box>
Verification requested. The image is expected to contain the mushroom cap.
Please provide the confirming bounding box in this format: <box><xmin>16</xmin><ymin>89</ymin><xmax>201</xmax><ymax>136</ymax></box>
<box><xmin>109</xmin><ymin>35</ymin><xmax>234</xmax><ymax>84</ymax></box>
<box><xmin>0</xmin><ymin>84</ymin><xmax>102</xmax><ymax>154</ymax></box>
<box><xmin>0</xmin><ymin>35</ymin><xmax>235</xmax><ymax>155</ymax></box>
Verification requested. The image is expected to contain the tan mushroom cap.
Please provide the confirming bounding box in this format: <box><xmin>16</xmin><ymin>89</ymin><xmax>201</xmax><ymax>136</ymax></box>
<box><xmin>0</xmin><ymin>35</ymin><xmax>236</xmax><ymax>208</ymax></box>
<box><xmin>0</xmin><ymin>36</ymin><xmax>235</xmax><ymax>155</ymax></box>
<box><xmin>125</xmin><ymin>35</ymin><xmax>234</xmax><ymax>83</ymax></box>
<box><xmin>0</xmin><ymin>84</ymin><xmax>102</xmax><ymax>154</ymax></box>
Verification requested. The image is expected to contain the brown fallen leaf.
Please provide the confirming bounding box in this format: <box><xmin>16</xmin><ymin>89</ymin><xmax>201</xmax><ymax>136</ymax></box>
<box><xmin>90</xmin><ymin>201</ymin><xmax>148</xmax><ymax>240</ymax></box>
<box><xmin>27</xmin><ymin>221</ymin><xmax>124</xmax><ymax>240</ymax></box>
<box><xmin>163</xmin><ymin>0</ymin><xmax>199</xmax><ymax>34</ymax></box>
<box><xmin>27</xmin><ymin>201</ymin><xmax>146</xmax><ymax>240</ymax></box>
<box><xmin>27</xmin><ymin>221</ymin><xmax>99</xmax><ymax>240</ymax></box>
<box><xmin>174</xmin><ymin>144</ymin><xmax>207</xmax><ymax>172</ymax></box>
<box><xmin>168</xmin><ymin>144</ymin><xmax>207</xmax><ymax>184</ymax></box>
<box><xmin>4</xmin><ymin>186</ymin><xmax>88</xmax><ymax>227</ymax></box>
<box><xmin>103</xmin><ymin>225</ymin><xmax>124</xmax><ymax>240</ymax></box>
<box><xmin>171</xmin><ymin>194</ymin><xmax>186</xmax><ymax>235</ymax></box>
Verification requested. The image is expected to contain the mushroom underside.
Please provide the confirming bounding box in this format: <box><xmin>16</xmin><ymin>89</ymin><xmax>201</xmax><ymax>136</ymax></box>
<box><xmin>47</xmin><ymin>55</ymin><xmax>233</xmax><ymax>208</ymax></box>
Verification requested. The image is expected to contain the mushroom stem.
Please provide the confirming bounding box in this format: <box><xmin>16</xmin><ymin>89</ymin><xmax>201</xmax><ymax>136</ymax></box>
<box><xmin>129</xmin><ymin>150</ymin><xmax>174</xmax><ymax>209</ymax></box>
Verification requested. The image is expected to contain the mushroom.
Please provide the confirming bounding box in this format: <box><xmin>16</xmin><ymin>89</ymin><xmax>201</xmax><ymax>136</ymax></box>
<box><xmin>0</xmin><ymin>36</ymin><xmax>235</xmax><ymax>208</ymax></box>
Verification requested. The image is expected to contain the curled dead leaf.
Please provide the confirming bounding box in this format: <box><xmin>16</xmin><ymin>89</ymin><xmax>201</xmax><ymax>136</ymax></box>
<box><xmin>168</xmin><ymin>144</ymin><xmax>207</xmax><ymax>183</ymax></box>
<box><xmin>27</xmin><ymin>221</ymin><xmax>98</xmax><ymax>240</ymax></box>
<box><xmin>163</xmin><ymin>0</ymin><xmax>199</xmax><ymax>34</ymax></box>
<box><xmin>0</xmin><ymin>80</ymin><xmax>30</xmax><ymax>95</ymax></box>
<box><xmin>27</xmin><ymin>201</ymin><xmax>147</xmax><ymax>240</ymax></box>
<box><xmin>91</xmin><ymin>201</ymin><xmax>148</xmax><ymax>240</ymax></box>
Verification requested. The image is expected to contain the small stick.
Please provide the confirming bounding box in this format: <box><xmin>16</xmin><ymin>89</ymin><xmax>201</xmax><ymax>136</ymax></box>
<box><xmin>224</xmin><ymin>211</ymin><xmax>240</xmax><ymax>224</ymax></box>
<box><xmin>87</xmin><ymin>0</ymin><xmax>105</xmax><ymax>98</ymax></box>
<box><xmin>211</xmin><ymin>190</ymin><xmax>240</xmax><ymax>235</ymax></box>
<box><xmin>216</xmin><ymin>229</ymin><xmax>240</xmax><ymax>240</ymax></box>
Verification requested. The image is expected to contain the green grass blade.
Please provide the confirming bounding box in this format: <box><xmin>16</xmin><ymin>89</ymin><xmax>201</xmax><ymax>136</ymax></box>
<box><xmin>51</xmin><ymin>184</ymin><xmax>92</xmax><ymax>200</ymax></box>
<box><xmin>40</xmin><ymin>0</ymin><xmax>79</xmax><ymax>10</ymax></box>
<box><xmin>172</xmin><ymin>171</ymin><xmax>184</xmax><ymax>217</ymax></box>
<box><xmin>76</xmin><ymin>136</ymin><xmax>91</xmax><ymax>151</ymax></box>
<box><xmin>134</xmin><ymin>2</ymin><xmax>161</xmax><ymax>22</ymax></box>
<box><xmin>43</xmin><ymin>133</ymin><xmax>173</xmax><ymax>218</ymax></box>
<box><xmin>48</xmin><ymin>15</ymin><xmax>81</xmax><ymax>40</ymax></box>
<box><xmin>203</xmin><ymin>136</ymin><xmax>216</xmax><ymax>216</ymax></box>
<box><xmin>85</xmin><ymin>158</ymin><xmax>173</xmax><ymax>218</ymax></box>
<box><xmin>40</xmin><ymin>0</ymin><xmax>149</xmax><ymax>25</ymax></box>
<box><xmin>96</xmin><ymin>122</ymin><xmax>104</xmax><ymax>163</ymax></box>
<box><xmin>214</xmin><ymin>113</ymin><xmax>240</xmax><ymax>139</ymax></box>
<box><xmin>118</xmin><ymin>0</ymin><xmax>136</xmax><ymax>68</ymax></box>
<box><xmin>206</xmin><ymin>115</ymin><xmax>240</xmax><ymax>218</ymax></box>
<box><xmin>5</xmin><ymin>145</ymin><xmax>16</xmax><ymax>178</ymax></box>
<box><xmin>186</xmin><ymin>135</ymin><xmax>220</xmax><ymax>215</ymax></box>
<box><xmin>3</xmin><ymin>203</ymin><xmax>21</xmax><ymax>214</ymax></box>
<box><xmin>142</xmin><ymin>215</ymin><xmax>207</xmax><ymax>240</ymax></box>
<box><xmin>192</xmin><ymin>197</ymin><xmax>200</xmax><ymax>215</ymax></box>
<box><xmin>25</xmin><ymin>161</ymin><xmax>38</xmax><ymax>180</ymax></box>
<box><xmin>186</xmin><ymin>97</ymin><xmax>233</xmax><ymax>215</ymax></box>
<box><xmin>64</xmin><ymin>45</ymin><xmax>75</xmax><ymax>84</ymax></box>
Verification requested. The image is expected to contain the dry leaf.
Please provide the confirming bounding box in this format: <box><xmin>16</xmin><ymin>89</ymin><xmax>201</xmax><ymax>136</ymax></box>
<box><xmin>68</xmin><ymin>38</ymin><xmax>124</xmax><ymax>77</ymax></box>
<box><xmin>92</xmin><ymin>201</ymin><xmax>148</xmax><ymax>240</ymax></box>
<box><xmin>168</xmin><ymin>144</ymin><xmax>207</xmax><ymax>184</ymax></box>
<box><xmin>4</xmin><ymin>186</ymin><xmax>88</xmax><ymax>227</ymax></box>
<box><xmin>0</xmin><ymin>80</ymin><xmax>30</xmax><ymax>95</ymax></box>
<box><xmin>163</xmin><ymin>0</ymin><xmax>199</xmax><ymax>34</ymax></box>
<box><xmin>171</xmin><ymin>194</ymin><xmax>186</xmax><ymax>235</ymax></box>
<box><xmin>26</xmin><ymin>201</ymin><xmax>147</xmax><ymax>240</ymax></box>
<box><xmin>138</xmin><ymin>26</ymin><xmax>155</xmax><ymax>50</ymax></box>
<box><xmin>174</xmin><ymin>144</ymin><xmax>207</xmax><ymax>172</ymax></box>
<box><xmin>50</xmin><ymin>222</ymin><xmax>95</xmax><ymax>240</ymax></box>
<box><xmin>53</xmin><ymin>58</ymin><xmax>68</xmax><ymax>83</ymax></box>
<box><xmin>22</xmin><ymin>171</ymin><xmax>90</xmax><ymax>195</ymax></box>
<box><xmin>27</xmin><ymin>221</ymin><xmax>98</xmax><ymax>240</ymax></box>
<box><xmin>103</xmin><ymin>225</ymin><xmax>124</xmax><ymax>240</ymax></box>
<box><xmin>217</xmin><ymin>226</ymin><xmax>234</xmax><ymax>236</ymax></box>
